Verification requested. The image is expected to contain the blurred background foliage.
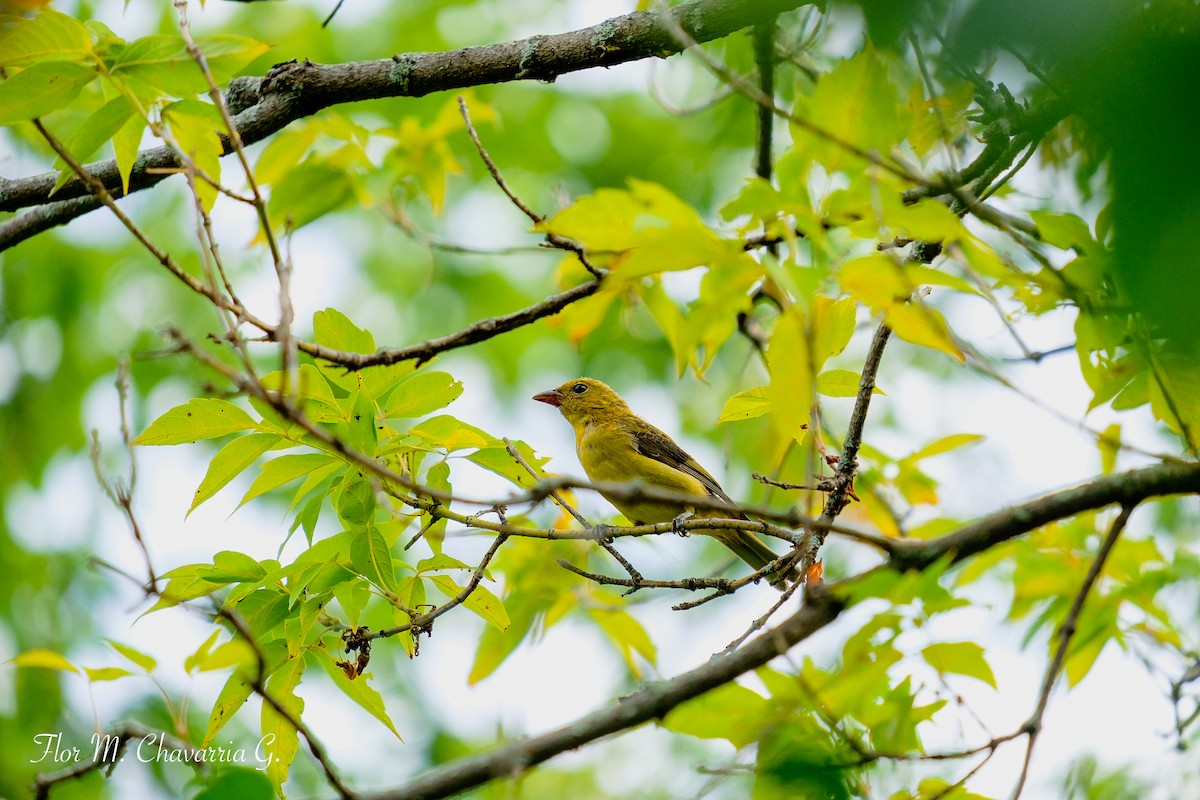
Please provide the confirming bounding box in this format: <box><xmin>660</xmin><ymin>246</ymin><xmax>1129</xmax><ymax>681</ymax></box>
<box><xmin>3</xmin><ymin>0</ymin><xmax>1200</xmax><ymax>798</ymax></box>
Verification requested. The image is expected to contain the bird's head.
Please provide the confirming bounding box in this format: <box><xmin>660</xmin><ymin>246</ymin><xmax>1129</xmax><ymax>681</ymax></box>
<box><xmin>533</xmin><ymin>378</ymin><xmax>628</xmax><ymax>425</ymax></box>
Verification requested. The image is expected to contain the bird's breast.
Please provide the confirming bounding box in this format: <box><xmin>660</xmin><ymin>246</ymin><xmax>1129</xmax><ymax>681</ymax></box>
<box><xmin>576</xmin><ymin>423</ymin><xmax>708</xmax><ymax>524</ymax></box>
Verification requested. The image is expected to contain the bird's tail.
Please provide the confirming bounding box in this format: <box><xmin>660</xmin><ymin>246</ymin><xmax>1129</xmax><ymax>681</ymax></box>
<box><xmin>710</xmin><ymin>529</ymin><xmax>800</xmax><ymax>589</ymax></box>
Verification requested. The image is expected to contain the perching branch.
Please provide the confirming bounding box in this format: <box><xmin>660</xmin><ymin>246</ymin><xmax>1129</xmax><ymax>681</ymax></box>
<box><xmin>351</xmin><ymin>465</ymin><xmax>1200</xmax><ymax>800</ymax></box>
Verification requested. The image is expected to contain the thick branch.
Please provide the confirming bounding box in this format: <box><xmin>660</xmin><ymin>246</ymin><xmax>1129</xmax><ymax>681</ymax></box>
<box><xmin>0</xmin><ymin>0</ymin><xmax>805</xmax><ymax>221</ymax></box>
<box><xmin>362</xmin><ymin>584</ymin><xmax>844</xmax><ymax>800</ymax></box>
<box><xmin>368</xmin><ymin>460</ymin><xmax>1199</xmax><ymax>800</ymax></box>
<box><xmin>891</xmin><ymin>462</ymin><xmax>1200</xmax><ymax>571</ymax></box>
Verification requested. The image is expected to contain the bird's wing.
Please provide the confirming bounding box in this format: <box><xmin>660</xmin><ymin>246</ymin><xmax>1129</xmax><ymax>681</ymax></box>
<box><xmin>626</xmin><ymin>418</ymin><xmax>736</xmax><ymax>505</ymax></box>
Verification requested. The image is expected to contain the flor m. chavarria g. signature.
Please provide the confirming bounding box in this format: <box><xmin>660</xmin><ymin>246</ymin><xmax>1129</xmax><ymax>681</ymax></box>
<box><xmin>30</xmin><ymin>731</ymin><xmax>278</xmax><ymax>769</ymax></box>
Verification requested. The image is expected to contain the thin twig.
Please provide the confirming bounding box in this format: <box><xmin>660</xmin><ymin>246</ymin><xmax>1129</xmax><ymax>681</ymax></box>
<box><xmin>805</xmin><ymin>319</ymin><xmax>892</xmax><ymax>571</ymax></box>
<box><xmin>1008</xmin><ymin>504</ymin><xmax>1136</xmax><ymax>800</ymax></box>
<box><xmin>458</xmin><ymin>96</ymin><xmax>603</xmax><ymax>278</ymax></box>
<box><xmin>369</xmin><ymin>532</ymin><xmax>510</xmax><ymax>642</ymax></box>
<box><xmin>214</xmin><ymin>604</ymin><xmax>358</xmax><ymax>799</ymax></box>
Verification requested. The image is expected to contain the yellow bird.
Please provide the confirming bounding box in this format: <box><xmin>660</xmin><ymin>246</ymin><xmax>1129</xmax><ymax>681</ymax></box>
<box><xmin>533</xmin><ymin>378</ymin><xmax>793</xmax><ymax>583</ymax></box>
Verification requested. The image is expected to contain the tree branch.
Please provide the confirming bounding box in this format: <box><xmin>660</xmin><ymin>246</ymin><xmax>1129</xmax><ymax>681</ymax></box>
<box><xmin>360</xmin><ymin>584</ymin><xmax>844</xmax><ymax>800</ymax></box>
<box><xmin>347</xmin><ymin>461</ymin><xmax>1197</xmax><ymax>800</ymax></box>
<box><xmin>0</xmin><ymin>0</ymin><xmax>807</xmax><ymax>245</ymax></box>
<box><xmin>890</xmin><ymin>463</ymin><xmax>1198</xmax><ymax>571</ymax></box>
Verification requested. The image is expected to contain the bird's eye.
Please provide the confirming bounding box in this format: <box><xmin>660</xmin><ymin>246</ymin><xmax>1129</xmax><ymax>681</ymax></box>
<box><xmin>572</xmin><ymin>383</ymin><xmax>588</xmax><ymax>394</ymax></box>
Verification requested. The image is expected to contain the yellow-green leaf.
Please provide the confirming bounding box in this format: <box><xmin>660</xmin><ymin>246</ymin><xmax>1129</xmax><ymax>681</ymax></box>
<box><xmin>766</xmin><ymin>307</ymin><xmax>813</xmax><ymax>442</ymax></box>
<box><xmin>0</xmin><ymin>61</ymin><xmax>97</xmax><ymax>124</ymax></box>
<box><xmin>811</xmin><ymin>295</ymin><xmax>857</xmax><ymax>366</ymax></box>
<box><xmin>662</xmin><ymin>682</ymin><xmax>770</xmax><ymax>748</ymax></box>
<box><xmin>189</xmin><ymin>432</ymin><xmax>281</xmax><ymax>516</ymax></box>
<box><xmin>240</xmin><ymin>452</ymin><xmax>339</xmax><ymax>507</ymax></box>
<box><xmin>409</xmin><ymin>415</ymin><xmax>490</xmax><ymax>452</ymax></box>
<box><xmin>716</xmin><ymin>386</ymin><xmax>770</xmax><ymax>424</ymax></box>
<box><xmin>885</xmin><ymin>303</ymin><xmax>964</xmax><ymax>363</ymax></box>
<box><xmin>53</xmin><ymin>96</ymin><xmax>135</xmax><ymax>191</ymax></box>
<box><xmin>351</xmin><ymin>527</ymin><xmax>397</xmax><ymax>592</ymax></box>
<box><xmin>260</xmin><ymin>656</ymin><xmax>304</xmax><ymax>794</ymax></box>
<box><xmin>791</xmin><ymin>46</ymin><xmax>906</xmax><ymax>173</ymax></box>
<box><xmin>384</xmin><ymin>371</ymin><xmax>463</xmax><ymax>418</ymax></box>
<box><xmin>817</xmin><ymin>369</ymin><xmax>885</xmax><ymax>398</ymax></box>
<box><xmin>110</xmin><ymin>34</ymin><xmax>269</xmax><ymax>97</ymax></box>
<box><xmin>1098</xmin><ymin>423</ymin><xmax>1120</xmax><ymax>475</ymax></box>
<box><xmin>0</xmin><ymin>9</ymin><xmax>93</xmax><ymax>69</ymax></box>
<box><xmin>921</xmin><ymin>641</ymin><xmax>996</xmax><ymax>689</ymax></box>
<box><xmin>587</xmin><ymin>608</ymin><xmax>656</xmax><ymax>679</ymax></box>
<box><xmin>84</xmin><ymin>666</ymin><xmax>134</xmax><ymax>682</ymax></box>
<box><xmin>10</xmin><ymin>649</ymin><xmax>78</xmax><ymax>673</ymax></box>
<box><xmin>430</xmin><ymin>575</ymin><xmax>509</xmax><ymax>631</ymax></box>
<box><xmin>203</xmin><ymin>668</ymin><xmax>253</xmax><ymax>747</ymax></box>
<box><xmin>106</xmin><ymin>639</ymin><xmax>157</xmax><ymax>672</ymax></box>
<box><xmin>905</xmin><ymin>433</ymin><xmax>982</xmax><ymax>462</ymax></box>
<box><xmin>134</xmin><ymin>399</ymin><xmax>258</xmax><ymax>445</ymax></box>
<box><xmin>314</xmin><ymin>649</ymin><xmax>402</xmax><ymax>740</ymax></box>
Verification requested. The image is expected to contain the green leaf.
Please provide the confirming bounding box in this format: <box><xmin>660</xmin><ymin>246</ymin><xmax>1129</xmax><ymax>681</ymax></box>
<box><xmin>716</xmin><ymin>385</ymin><xmax>770</xmax><ymax>424</ymax></box>
<box><xmin>430</xmin><ymin>575</ymin><xmax>509</xmax><ymax>631</ymax></box>
<box><xmin>0</xmin><ymin>10</ymin><xmax>93</xmax><ymax>69</ymax></box>
<box><xmin>336</xmin><ymin>471</ymin><xmax>377</xmax><ymax>528</ymax></box>
<box><xmin>133</xmin><ymin>399</ymin><xmax>258</xmax><ymax>446</ymax></box>
<box><xmin>466</xmin><ymin>439</ymin><xmax>549</xmax><ymax>489</ymax></box>
<box><xmin>791</xmin><ymin>46</ymin><xmax>906</xmax><ymax>173</ymax></box>
<box><xmin>260</xmin><ymin>656</ymin><xmax>304</xmax><ymax>794</ymax></box>
<box><xmin>211</xmin><ymin>551</ymin><xmax>267</xmax><ymax>583</ymax></box>
<box><xmin>1030</xmin><ymin>210</ymin><xmax>1096</xmax><ymax>252</ymax></box>
<box><xmin>0</xmin><ymin>61</ymin><xmax>98</xmax><ymax>125</ymax></box>
<box><xmin>240</xmin><ymin>452</ymin><xmax>339</xmax><ymax>507</ymax></box>
<box><xmin>417</xmin><ymin>554</ymin><xmax>474</xmax><ymax>573</ymax></box>
<box><xmin>163</xmin><ymin>99</ymin><xmax>224</xmax><ymax>211</ymax></box>
<box><xmin>109</xmin><ymin>34</ymin><xmax>269</xmax><ymax>97</ymax></box>
<box><xmin>384</xmin><ymin>371</ymin><xmax>463</xmax><ymax>418</ymax></box>
<box><xmin>314</xmin><ymin>307</ymin><xmax>375</xmax><ymax>354</ymax></box>
<box><xmin>817</xmin><ymin>369</ymin><xmax>885</xmax><ymax>398</ymax></box>
<box><xmin>111</xmin><ymin>110</ymin><xmax>147</xmax><ymax>193</ymax></box>
<box><xmin>662</xmin><ymin>682</ymin><xmax>770</xmax><ymax>748</ymax></box>
<box><xmin>261</xmin><ymin>364</ymin><xmax>341</xmax><ymax>421</ymax></box>
<box><xmin>202</xmin><ymin>671</ymin><xmax>254</xmax><ymax>747</ymax></box>
<box><xmin>314</xmin><ymin>649</ymin><xmax>403</xmax><ymax>740</ymax></box>
<box><xmin>146</xmin><ymin>567</ymin><xmax>224</xmax><ymax>611</ymax></box>
<box><xmin>53</xmin><ymin>96</ymin><xmax>135</xmax><ymax>191</ymax></box>
<box><xmin>189</xmin><ymin>432</ymin><xmax>281</xmax><ymax>516</ymax></box>
<box><xmin>409</xmin><ymin>415</ymin><xmax>490</xmax><ymax>452</ymax></box>
<box><xmin>268</xmin><ymin>161</ymin><xmax>358</xmax><ymax>231</ymax></box>
<box><xmin>350</xmin><ymin>527</ymin><xmax>397</xmax><ymax>592</ymax></box>
<box><xmin>192</xmin><ymin>768</ymin><xmax>274</xmax><ymax>800</ymax></box>
<box><xmin>921</xmin><ymin>641</ymin><xmax>997</xmax><ymax>689</ymax></box>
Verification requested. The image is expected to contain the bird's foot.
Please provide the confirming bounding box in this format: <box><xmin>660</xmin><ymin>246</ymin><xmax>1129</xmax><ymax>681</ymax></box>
<box><xmin>672</xmin><ymin>511</ymin><xmax>693</xmax><ymax>537</ymax></box>
<box><xmin>592</xmin><ymin>523</ymin><xmax>614</xmax><ymax>544</ymax></box>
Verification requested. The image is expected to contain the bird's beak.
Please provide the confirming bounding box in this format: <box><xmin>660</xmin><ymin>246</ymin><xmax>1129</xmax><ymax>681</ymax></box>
<box><xmin>532</xmin><ymin>389</ymin><xmax>563</xmax><ymax>407</ymax></box>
